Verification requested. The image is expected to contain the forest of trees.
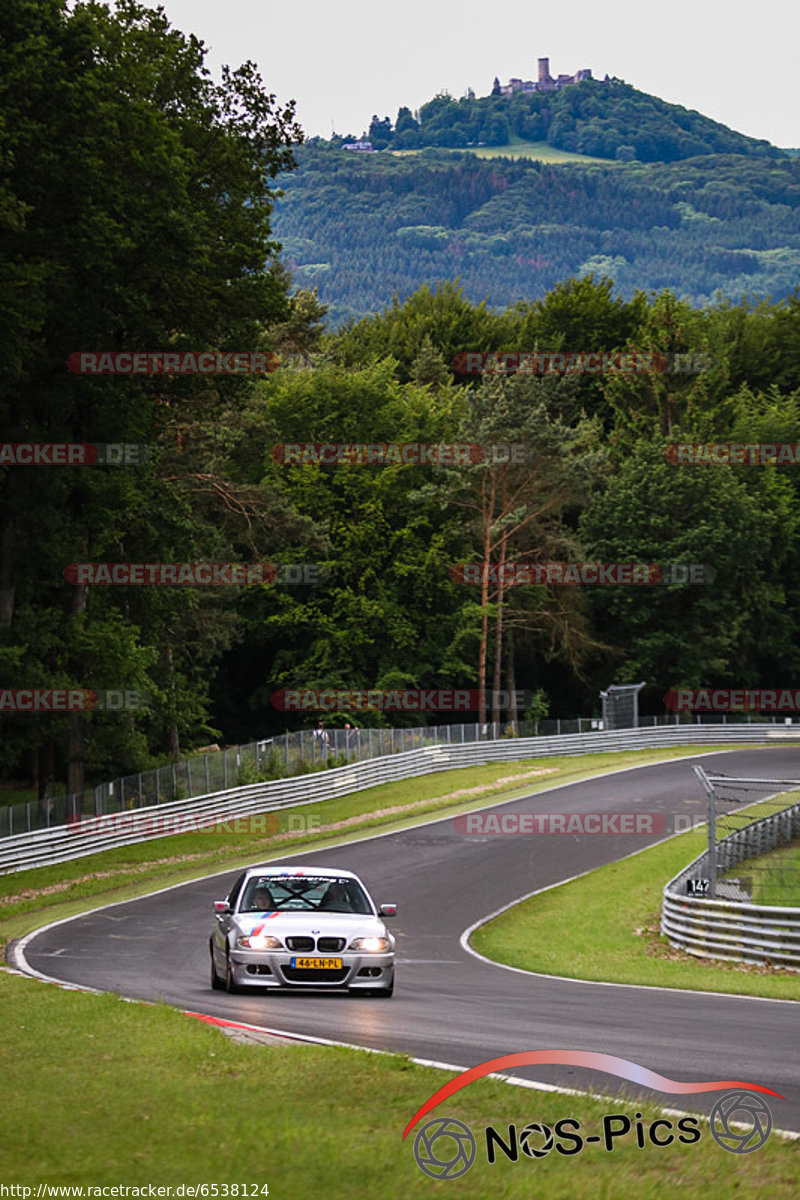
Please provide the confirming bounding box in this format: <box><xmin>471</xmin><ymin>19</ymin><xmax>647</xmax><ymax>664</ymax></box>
<box><xmin>274</xmin><ymin>147</ymin><xmax>800</xmax><ymax>327</ymax></box>
<box><xmin>347</xmin><ymin>78</ymin><xmax>785</xmax><ymax>162</ymax></box>
<box><xmin>3</xmin><ymin>0</ymin><xmax>800</xmax><ymax>804</ymax></box>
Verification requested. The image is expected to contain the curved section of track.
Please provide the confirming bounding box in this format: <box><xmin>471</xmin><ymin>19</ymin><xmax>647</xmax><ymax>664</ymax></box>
<box><xmin>16</xmin><ymin>749</ymin><xmax>800</xmax><ymax>1128</ymax></box>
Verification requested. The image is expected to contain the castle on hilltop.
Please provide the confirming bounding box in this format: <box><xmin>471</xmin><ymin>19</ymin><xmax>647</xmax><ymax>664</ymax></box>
<box><xmin>492</xmin><ymin>57</ymin><xmax>606</xmax><ymax>96</ymax></box>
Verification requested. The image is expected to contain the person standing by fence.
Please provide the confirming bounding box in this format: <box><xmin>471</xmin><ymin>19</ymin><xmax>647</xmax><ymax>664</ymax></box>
<box><xmin>312</xmin><ymin>721</ymin><xmax>330</xmax><ymax>759</ymax></box>
<box><xmin>343</xmin><ymin>721</ymin><xmax>360</xmax><ymax>759</ymax></box>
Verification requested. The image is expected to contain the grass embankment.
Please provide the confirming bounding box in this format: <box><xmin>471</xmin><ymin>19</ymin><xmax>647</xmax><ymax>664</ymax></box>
<box><xmin>390</xmin><ymin>136</ymin><xmax>611</xmax><ymax>163</ymax></box>
<box><xmin>719</xmin><ymin>839</ymin><xmax>800</xmax><ymax>906</ymax></box>
<box><xmin>472</xmin><ymin>797</ymin><xmax>800</xmax><ymax>1001</ymax></box>
<box><xmin>460</xmin><ymin>138</ymin><xmax>611</xmax><ymax>163</ymax></box>
<box><xmin>0</xmin><ymin>969</ymin><xmax>796</xmax><ymax>1195</ymax></box>
<box><xmin>0</xmin><ymin>745</ymin><xmax>734</xmax><ymax>950</ymax></box>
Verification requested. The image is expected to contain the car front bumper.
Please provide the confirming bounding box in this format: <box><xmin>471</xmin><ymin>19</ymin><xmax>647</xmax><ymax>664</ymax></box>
<box><xmin>229</xmin><ymin>949</ymin><xmax>395</xmax><ymax>990</ymax></box>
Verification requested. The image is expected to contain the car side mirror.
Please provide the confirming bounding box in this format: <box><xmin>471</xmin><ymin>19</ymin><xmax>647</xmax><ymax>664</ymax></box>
<box><xmin>379</xmin><ymin>903</ymin><xmax>397</xmax><ymax>917</ymax></box>
<box><xmin>213</xmin><ymin>900</ymin><xmax>230</xmax><ymax>913</ymax></box>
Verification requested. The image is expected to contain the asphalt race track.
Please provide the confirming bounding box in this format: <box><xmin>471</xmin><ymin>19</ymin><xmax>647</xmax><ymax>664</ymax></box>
<box><xmin>16</xmin><ymin>748</ymin><xmax>800</xmax><ymax>1130</ymax></box>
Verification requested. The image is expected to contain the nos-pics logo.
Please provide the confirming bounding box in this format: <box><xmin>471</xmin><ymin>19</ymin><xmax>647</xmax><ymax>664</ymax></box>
<box><xmin>414</xmin><ymin>1118</ymin><xmax>476</xmax><ymax>1180</ymax></box>
<box><xmin>405</xmin><ymin>1051</ymin><xmax>782</xmax><ymax>1180</ymax></box>
<box><xmin>412</xmin><ymin>1093</ymin><xmax>773</xmax><ymax>1179</ymax></box>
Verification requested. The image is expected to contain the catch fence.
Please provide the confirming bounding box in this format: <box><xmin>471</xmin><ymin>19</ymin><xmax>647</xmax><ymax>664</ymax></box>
<box><xmin>2</xmin><ymin>721</ymin><xmax>799</xmax><ymax>873</ymax></box>
<box><xmin>661</xmin><ymin>770</ymin><xmax>800</xmax><ymax>968</ymax></box>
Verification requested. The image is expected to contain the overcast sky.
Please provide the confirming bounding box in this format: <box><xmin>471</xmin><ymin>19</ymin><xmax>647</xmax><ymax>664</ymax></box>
<box><xmin>157</xmin><ymin>0</ymin><xmax>798</xmax><ymax>148</ymax></box>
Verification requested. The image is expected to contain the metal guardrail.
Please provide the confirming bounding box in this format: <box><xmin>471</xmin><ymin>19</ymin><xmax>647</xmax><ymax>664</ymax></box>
<box><xmin>661</xmin><ymin>800</ymin><xmax>800</xmax><ymax>969</ymax></box>
<box><xmin>1</xmin><ymin>722</ymin><xmax>797</xmax><ymax>875</ymax></box>
<box><xmin>6</xmin><ymin>718</ymin><xmax>606</xmax><ymax>836</ymax></box>
<box><xmin>1</xmin><ymin>722</ymin><xmax>453</xmax><ymax>837</ymax></box>
<box><xmin>5</xmin><ymin>712</ymin><xmax>794</xmax><ymax>838</ymax></box>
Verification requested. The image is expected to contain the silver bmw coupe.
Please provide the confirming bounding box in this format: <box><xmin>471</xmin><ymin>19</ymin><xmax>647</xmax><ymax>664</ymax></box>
<box><xmin>210</xmin><ymin>864</ymin><xmax>397</xmax><ymax>996</ymax></box>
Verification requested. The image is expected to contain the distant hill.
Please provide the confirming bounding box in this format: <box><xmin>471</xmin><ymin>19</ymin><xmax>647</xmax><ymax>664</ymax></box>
<box><xmin>338</xmin><ymin>78</ymin><xmax>785</xmax><ymax>164</ymax></box>
<box><xmin>272</xmin><ymin>147</ymin><xmax>800</xmax><ymax>326</ymax></box>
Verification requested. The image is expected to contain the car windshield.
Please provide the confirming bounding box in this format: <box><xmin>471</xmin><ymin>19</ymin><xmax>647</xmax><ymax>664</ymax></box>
<box><xmin>239</xmin><ymin>875</ymin><xmax>372</xmax><ymax>915</ymax></box>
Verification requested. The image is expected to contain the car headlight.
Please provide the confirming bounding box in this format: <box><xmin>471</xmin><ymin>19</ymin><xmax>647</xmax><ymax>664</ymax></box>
<box><xmin>349</xmin><ymin>936</ymin><xmax>390</xmax><ymax>953</ymax></box>
<box><xmin>237</xmin><ymin>934</ymin><xmax>282</xmax><ymax>950</ymax></box>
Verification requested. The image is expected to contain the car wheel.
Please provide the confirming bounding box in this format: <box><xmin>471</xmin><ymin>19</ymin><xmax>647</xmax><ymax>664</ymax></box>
<box><xmin>224</xmin><ymin>950</ymin><xmax>240</xmax><ymax>994</ymax></box>
<box><xmin>210</xmin><ymin>939</ymin><xmax>225</xmax><ymax>990</ymax></box>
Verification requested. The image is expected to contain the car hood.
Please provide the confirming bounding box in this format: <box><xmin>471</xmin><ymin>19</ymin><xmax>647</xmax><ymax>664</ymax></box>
<box><xmin>232</xmin><ymin>911</ymin><xmax>389</xmax><ymax>940</ymax></box>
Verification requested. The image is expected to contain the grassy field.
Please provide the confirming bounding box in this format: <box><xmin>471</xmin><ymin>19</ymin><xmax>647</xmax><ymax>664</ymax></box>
<box><xmin>471</xmin><ymin>799</ymin><xmax>800</xmax><ymax>1000</ymax></box>
<box><xmin>390</xmin><ymin>137</ymin><xmax>611</xmax><ymax>164</ymax></box>
<box><xmin>460</xmin><ymin>138</ymin><xmax>611</xmax><ymax>163</ymax></box>
<box><xmin>719</xmin><ymin>838</ymin><xmax>800</xmax><ymax>906</ymax></box>
<box><xmin>0</xmin><ymin>967</ymin><xmax>796</xmax><ymax>1196</ymax></box>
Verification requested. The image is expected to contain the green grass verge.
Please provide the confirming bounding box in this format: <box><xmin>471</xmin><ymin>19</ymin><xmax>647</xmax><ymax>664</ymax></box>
<box><xmin>0</xmin><ymin>969</ymin><xmax>795</xmax><ymax>1195</ymax></box>
<box><xmin>0</xmin><ymin>745</ymin><xmax>748</xmax><ymax>952</ymax></box>
<box><xmin>719</xmin><ymin>838</ymin><xmax>799</xmax><ymax>906</ymax></box>
<box><xmin>471</xmin><ymin>800</ymin><xmax>800</xmax><ymax>1000</ymax></box>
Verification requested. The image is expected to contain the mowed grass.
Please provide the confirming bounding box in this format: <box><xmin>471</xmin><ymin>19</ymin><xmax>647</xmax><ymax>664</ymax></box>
<box><xmin>0</xmin><ymin>745</ymin><xmax>739</xmax><ymax>948</ymax></box>
<box><xmin>719</xmin><ymin>838</ymin><xmax>800</xmax><ymax>907</ymax></box>
<box><xmin>461</xmin><ymin>139</ymin><xmax>611</xmax><ymax>163</ymax></box>
<box><xmin>0</xmin><ymin>969</ymin><xmax>796</xmax><ymax>1196</ymax></box>
<box><xmin>390</xmin><ymin>137</ymin><xmax>611</xmax><ymax>164</ymax></box>
<box><xmin>472</xmin><ymin>799</ymin><xmax>800</xmax><ymax>1001</ymax></box>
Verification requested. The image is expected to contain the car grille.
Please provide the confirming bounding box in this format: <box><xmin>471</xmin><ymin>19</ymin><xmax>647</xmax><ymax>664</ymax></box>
<box><xmin>284</xmin><ymin>936</ymin><xmax>346</xmax><ymax>953</ymax></box>
<box><xmin>281</xmin><ymin>966</ymin><xmax>349</xmax><ymax>984</ymax></box>
<box><xmin>285</xmin><ymin>936</ymin><xmax>315</xmax><ymax>952</ymax></box>
<box><xmin>317</xmin><ymin>937</ymin><xmax>346</xmax><ymax>952</ymax></box>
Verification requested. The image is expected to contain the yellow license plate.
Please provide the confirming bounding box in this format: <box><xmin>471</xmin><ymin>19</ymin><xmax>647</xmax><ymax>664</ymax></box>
<box><xmin>291</xmin><ymin>957</ymin><xmax>342</xmax><ymax>969</ymax></box>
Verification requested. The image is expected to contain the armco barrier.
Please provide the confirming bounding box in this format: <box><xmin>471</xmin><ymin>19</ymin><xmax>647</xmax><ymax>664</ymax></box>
<box><xmin>5</xmin><ymin>714</ymin><xmax>796</xmax><ymax>837</ymax></box>
<box><xmin>7</xmin><ymin>713</ymin><xmax>793</xmax><ymax>838</ymax></box>
<box><xmin>1</xmin><ymin>723</ymin><xmax>798</xmax><ymax>874</ymax></box>
<box><xmin>661</xmin><ymin>800</ymin><xmax>800</xmax><ymax>969</ymax></box>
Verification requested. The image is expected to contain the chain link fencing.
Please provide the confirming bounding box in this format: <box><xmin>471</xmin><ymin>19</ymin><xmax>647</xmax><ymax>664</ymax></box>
<box><xmin>2</xmin><ymin>711</ymin><xmax>798</xmax><ymax>838</ymax></box>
